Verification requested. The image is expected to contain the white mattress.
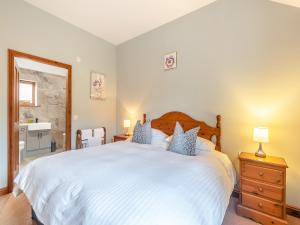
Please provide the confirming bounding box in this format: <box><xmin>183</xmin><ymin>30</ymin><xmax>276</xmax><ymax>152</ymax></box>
<box><xmin>14</xmin><ymin>141</ymin><xmax>236</xmax><ymax>225</ymax></box>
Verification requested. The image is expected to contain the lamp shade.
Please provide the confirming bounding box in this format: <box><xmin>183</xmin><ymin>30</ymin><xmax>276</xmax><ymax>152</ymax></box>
<box><xmin>123</xmin><ymin>120</ymin><xmax>131</xmax><ymax>128</ymax></box>
<box><xmin>253</xmin><ymin>127</ymin><xmax>269</xmax><ymax>143</ymax></box>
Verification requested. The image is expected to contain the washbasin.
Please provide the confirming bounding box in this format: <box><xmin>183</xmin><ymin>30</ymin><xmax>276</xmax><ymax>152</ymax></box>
<box><xmin>27</xmin><ymin>122</ymin><xmax>51</xmax><ymax>131</ymax></box>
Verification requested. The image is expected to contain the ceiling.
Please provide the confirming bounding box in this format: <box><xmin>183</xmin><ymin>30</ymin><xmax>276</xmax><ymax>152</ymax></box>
<box><xmin>24</xmin><ymin>0</ymin><xmax>300</xmax><ymax>46</ymax></box>
<box><xmin>270</xmin><ymin>0</ymin><xmax>300</xmax><ymax>8</ymax></box>
<box><xmin>24</xmin><ymin>0</ymin><xmax>217</xmax><ymax>45</ymax></box>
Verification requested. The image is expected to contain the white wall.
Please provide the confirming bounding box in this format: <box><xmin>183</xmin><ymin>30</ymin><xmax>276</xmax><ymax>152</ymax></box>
<box><xmin>0</xmin><ymin>0</ymin><xmax>117</xmax><ymax>188</ymax></box>
<box><xmin>117</xmin><ymin>0</ymin><xmax>300</xmax><ymax>207</ymax></box>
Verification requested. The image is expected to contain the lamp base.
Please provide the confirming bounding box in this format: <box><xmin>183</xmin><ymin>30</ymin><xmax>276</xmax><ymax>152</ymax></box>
<box><xmin>255</xmin><ymin>143</ymin><xmax>266</xmax><ymax>158</ymax></box>
<box><xmin>123</xmin><ymin>128</ymin><xmax>130</xmax><ymax>136</ymax></box>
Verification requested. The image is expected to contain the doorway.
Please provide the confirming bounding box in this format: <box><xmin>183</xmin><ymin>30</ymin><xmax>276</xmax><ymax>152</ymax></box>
<box><xmin>8</xmin><ymin>49</ymin><xmax>72</xmax><ymax>192</ymax></box>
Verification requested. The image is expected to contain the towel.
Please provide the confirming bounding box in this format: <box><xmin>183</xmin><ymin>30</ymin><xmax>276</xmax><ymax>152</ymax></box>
<box><xmin>87</xmin><ymin>137</ymin><xmax>102</xmax><ymax>147</ymax></box>
<box><xmin>81</xmin><ymin>129</ymin><xmax>92</xmax><ymax>140</ymax></box>
<box><xmin>94</xmin><ymin>128</ymin><xmax>105</xmax><ymax>138</ymax></box>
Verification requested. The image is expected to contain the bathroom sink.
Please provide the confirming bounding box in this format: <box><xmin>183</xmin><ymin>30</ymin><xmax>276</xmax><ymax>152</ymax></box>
<box><xmin>27</xmin><ymin>122</ymin><xmax>51</xmax><ymax>131</ymax></box>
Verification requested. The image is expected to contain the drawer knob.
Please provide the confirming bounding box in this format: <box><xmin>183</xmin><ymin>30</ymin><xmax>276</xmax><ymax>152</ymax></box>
<box><xmin>259</xmin><ymin>172</ymin><xmax>264</xmax><ymax>176</ymax></box>
<box><xmin>258</xmin><ymin>202</ymin><xmax>263</xmax><ymax>208</ymax></box>
<box><xmin>258</xmin><ymin>187</ymin><xmax>263</xmax><ymax>192</ymax></box>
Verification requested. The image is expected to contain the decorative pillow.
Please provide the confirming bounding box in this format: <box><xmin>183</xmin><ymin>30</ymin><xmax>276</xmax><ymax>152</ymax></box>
<box><xmin>167</xmin><ymin>135</ymin><xmax>216</xmax><ymax>154</ymax></box>
<box><xmin>195</xmin><ymin>137</ymin><xmax>216</xmax><ymax>154</ymax></box>
<box><xmin>132</xmin><ymin>120</ymin><xmax>152</xmax><ymax>144</ymax></box>
<box><xmin>167</xmin><ymin>122</ymin><xmax>200</xmax><ymax>156</ymax></box>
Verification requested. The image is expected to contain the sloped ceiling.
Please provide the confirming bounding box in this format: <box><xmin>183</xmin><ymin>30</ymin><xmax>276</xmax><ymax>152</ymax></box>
<box><xmin>270</xmin><ymin>0</ymin><xmax>300</xmax><ymax>8</ymax></box>
<box><xmin>24</xmin><ymin>0</ymin><xmax>300</xmax><ymax>45</ymax></box>
<box><xmin>23</xmin><ymin>0</ymin><xmax>217</xmax><ymax>45</ymax></box>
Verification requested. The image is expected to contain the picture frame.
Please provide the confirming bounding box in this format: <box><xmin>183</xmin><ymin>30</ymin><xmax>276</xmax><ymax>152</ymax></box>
<box><xmin>164</xmin><ymin>51</ymin><xmax>177</xmax><ymax>70</ymax></box>
<box><xmin>90</xmin><ymin>71</ymin><xmax>105</xmax><ymax>100</ymax></box>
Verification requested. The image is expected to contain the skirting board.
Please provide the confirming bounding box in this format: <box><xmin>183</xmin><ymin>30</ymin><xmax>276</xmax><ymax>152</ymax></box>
<box><xmin>232</xmin><ymin>189</ymin><xmax>300</xmax><ymax>218</ymax></box>
<box><xmin>0</xmin><ymin>187</ymin><xmax>8</xmax><ymax>196</ymax></box>
<box><xmin>287</xmin><ymin>205</ymin><xmax>300</xmax><ymax>218</ymax></box>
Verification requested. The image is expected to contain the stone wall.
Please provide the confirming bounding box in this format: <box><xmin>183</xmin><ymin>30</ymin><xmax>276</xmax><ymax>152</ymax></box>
<box><xmin>19</xmin><ymin>68</ymin><xmax>66</xmax><ymax>149</ymax></box>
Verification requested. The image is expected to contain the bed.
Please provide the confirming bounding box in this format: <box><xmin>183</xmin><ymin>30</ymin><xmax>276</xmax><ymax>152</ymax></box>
<box><xmin>14</xmin><ymin>112</ymin><xmax>236</xmax><ymax>225</ymax></box>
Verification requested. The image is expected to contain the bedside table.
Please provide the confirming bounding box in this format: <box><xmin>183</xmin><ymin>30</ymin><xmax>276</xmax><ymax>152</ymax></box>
<box><xmin>237</xmin><ymin>152</ymin><xmax>288</xmax><ymax>225</ymax></box>
<box><xmin>113</xmin><ymin>134</ymin><xmax>130</xmax><ymax>142</ymax></box>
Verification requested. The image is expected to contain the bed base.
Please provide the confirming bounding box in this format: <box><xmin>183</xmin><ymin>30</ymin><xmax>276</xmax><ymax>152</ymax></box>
<box><xmin>32</xmin><ymin>208</ymin><xmax>44</xmax><ymax>225</ymax></box>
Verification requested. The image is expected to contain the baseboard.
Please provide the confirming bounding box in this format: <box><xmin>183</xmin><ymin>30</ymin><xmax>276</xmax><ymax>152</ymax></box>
<box><xmin>0</xmin><ymin>187</ymin><xmax>8</xmax><ymax>196</ymax></box>
<box><xmin>287</xmin><ymin>205</ymin><xmax>300</xmax><ymax>218</ymax></box>
<box><xmin>232</xmin><ymin>189</ymin><xmax>300</xmax><ymax>218</ymax></box>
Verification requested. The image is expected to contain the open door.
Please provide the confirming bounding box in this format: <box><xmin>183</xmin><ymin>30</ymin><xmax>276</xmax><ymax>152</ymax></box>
<box><xmin>8</xmin><ymin>49</ymin><xmax>72</xmax><ymax>192</ymax></box>
<box><xmin>8</xmin><ymin>52</ymin><xmax>20</xmax><ymax>191</ymax></box>
<box><xmin>14</xmin><ymin>66</ymin><xmax>20</xmax><ymax>177</ymax></box>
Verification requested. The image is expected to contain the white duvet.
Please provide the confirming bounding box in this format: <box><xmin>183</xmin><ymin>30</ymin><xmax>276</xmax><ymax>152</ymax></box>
<box><xmin>14</xmin><ymin>141</ymin><xmax>236</xmax><ymax>225</ymax></box>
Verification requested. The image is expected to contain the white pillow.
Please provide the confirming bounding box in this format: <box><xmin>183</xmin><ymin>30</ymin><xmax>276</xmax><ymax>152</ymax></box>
<box><xmin>151</xmin><ymin>128</ymin><xmax>169</xmax><ymax>149</ymax></box>
<box><xmin>167</xmin><ymin>135</ymin><xmax>215</xmax><ymax>154</ymax></box>
<box><xmin>195</xmin><ymin>137</ymin><xmax>216</xmax><ymax>154</ymax></box>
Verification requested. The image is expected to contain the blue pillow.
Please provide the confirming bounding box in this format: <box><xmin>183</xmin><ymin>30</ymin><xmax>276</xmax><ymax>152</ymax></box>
<box><xmin>132</xmin><ymin>120</ymin><xmax>152</xmax><ymax>144</ymax></box>
<box><xmin>168</xmin><ymin>122</ymin><xmax>200</xmax><ymax>156</ymax></box>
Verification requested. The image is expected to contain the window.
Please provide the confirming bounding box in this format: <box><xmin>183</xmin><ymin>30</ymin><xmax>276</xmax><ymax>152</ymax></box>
<box><xmin>19</xmin><ymin>80</ymin><xmax>36</xmax><ymax>107</ymax></box>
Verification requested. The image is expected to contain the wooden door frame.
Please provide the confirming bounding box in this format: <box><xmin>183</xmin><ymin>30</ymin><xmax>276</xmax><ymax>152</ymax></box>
<box><xmin>8</xmin><ymin>49</ymin><xmax>72</xmax><ymax>192</ymax></box>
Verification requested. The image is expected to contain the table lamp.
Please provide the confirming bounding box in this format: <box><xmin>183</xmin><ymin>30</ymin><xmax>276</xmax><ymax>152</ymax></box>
<box><xmin>253</xmin><ymin>127</ymin><xmax>269</xmax><ymax>158</ymax></box>
<box><xmin>123</xmin><ymin>120</ymin><xmax>131</xmax><ymax>136</ymax></box>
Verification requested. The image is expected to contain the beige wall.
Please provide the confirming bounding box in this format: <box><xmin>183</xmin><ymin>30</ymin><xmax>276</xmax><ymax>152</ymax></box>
<box><xmin>1</xmin><ymin>0</ymin><xmax>299</xmax><ymax>208</ymax></box>
<box><xmin>0</xmin><ymin>0</ymin><xmax>117</xmax><ymax>188</ymax></box>
<box><xmin>117</xmin><ymin>0</ymin><xmax>300</xmax><ymax>207</ymax></box>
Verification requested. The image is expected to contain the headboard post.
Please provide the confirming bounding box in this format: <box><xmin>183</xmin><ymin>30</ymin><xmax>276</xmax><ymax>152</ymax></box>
<box><xmin>215</xmin><ymin>115</ymin><xmax>221</xmax><ymax>151</ymax></box>
<box><xmin>143</xmin><ymin>113</ymin><xmax>146</xmax><ymax>124</ymax></box>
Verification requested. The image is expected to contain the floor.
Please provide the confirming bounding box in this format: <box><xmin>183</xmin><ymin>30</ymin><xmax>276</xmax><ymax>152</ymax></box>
<box><xmin>0</xmin><ymin>194</ymin><xmax>299</xmax><ymax>225</ymax></box>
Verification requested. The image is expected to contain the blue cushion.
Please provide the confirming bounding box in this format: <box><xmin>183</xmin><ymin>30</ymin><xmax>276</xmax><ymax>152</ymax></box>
<box><xmin>168</xmin><ymin>122</ymin><xmax>200</xmax><ymax>156</ymax></box>
<box><xmin>132</xmin><ymin>120</ymin><xmax>152</xmax><ymax>144</ymax></box>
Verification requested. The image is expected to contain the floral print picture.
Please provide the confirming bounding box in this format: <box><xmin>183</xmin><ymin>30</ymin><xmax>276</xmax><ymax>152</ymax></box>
<box><xmin>164</xmin><ymin>52</ymin><xmax>177</xmax><ymax>70</ymax></box>
<box><xmin>90</xmin><ymin>72</ymin><xmax>105</xmax><ymax>100</ymax></box>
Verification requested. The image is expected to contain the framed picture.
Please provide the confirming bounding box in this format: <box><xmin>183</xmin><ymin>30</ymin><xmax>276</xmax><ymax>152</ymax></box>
<box><xmin>90</xmin><ymin>72</ymin><xmax>105</xmax><ymax>100</ymax></box>
<box><xmin>164</xmin><ymin>51</ymin><xmax>177</xmax><ymax>70</ymax></box>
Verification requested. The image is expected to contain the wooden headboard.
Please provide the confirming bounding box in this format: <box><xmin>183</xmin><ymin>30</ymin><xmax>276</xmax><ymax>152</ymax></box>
<box><xmin>143</xmin><ymin>112</ymin><xmax>221</xmax><ymax>151</ymax></box>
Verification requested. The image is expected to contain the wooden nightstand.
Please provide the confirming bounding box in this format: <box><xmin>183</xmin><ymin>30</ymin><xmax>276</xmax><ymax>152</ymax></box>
<box><xmin>113</xmin><ymin>134</ymin><xmax>130</xmax><ymax>142</ymax></box>
<box><xmin>237</xmin><ymin>152</ymin><xmax>288</xmax><ymax>225</ymax></box>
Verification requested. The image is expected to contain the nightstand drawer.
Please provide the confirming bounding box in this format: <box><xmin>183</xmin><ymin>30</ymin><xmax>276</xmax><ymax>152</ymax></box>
<box><xmin>242</xmin><ymin>193</ymin><xmax>283</xmax><ymax>218</ymax></box>
<box><xmin>242</xmin><ymin>163</ymin><xmax>283</xmax><ymax>185</ymax></box>
<box><xmin>241</xmin><ymin>178</ymin><xmax>283</xmax><ymax>202</ymax></box>
<box><xmin>114</xmin><ymin>137</ymin><xmax>126</xmax><ymax>142</ymax></box>
<box><xmin>113</xmin><ymin>134</ymin><xmax>130</xmax><ymax>142</ymax></box>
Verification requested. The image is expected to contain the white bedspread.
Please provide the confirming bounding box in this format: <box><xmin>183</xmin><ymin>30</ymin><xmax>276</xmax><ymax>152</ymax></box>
<box><xmin>14</xmin><ymin>142</ymin><xmax>236</xmax><ymax>225</ymax></box>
